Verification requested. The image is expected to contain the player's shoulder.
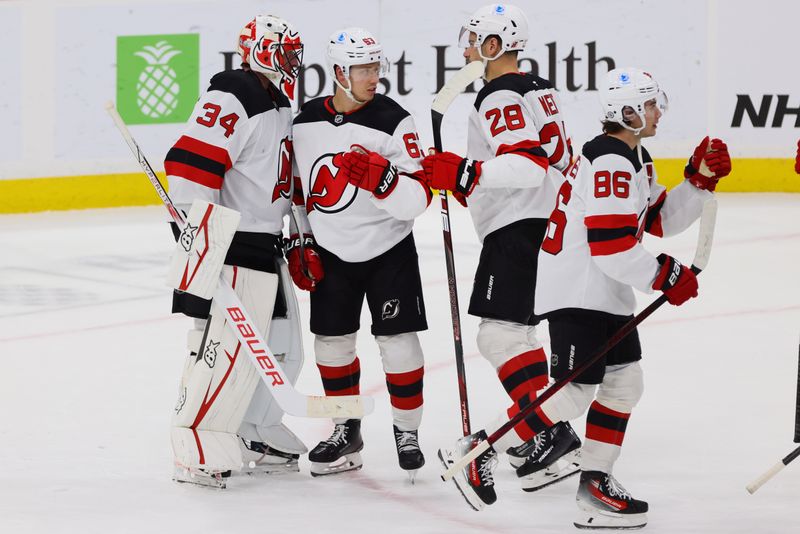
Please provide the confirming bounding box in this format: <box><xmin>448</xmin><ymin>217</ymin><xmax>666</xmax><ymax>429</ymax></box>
<box><xmin>206</xmin><ymin>69</ymin><xmax>289</xmax><ymax>117</ymax></box>
<box><xmin>475</xmin><ymin>72</ymin><xmax>553</xmax><ymax>110</ymax></box>
<box><xmin>294</xmin><ymin>94</ymin><xmax>411</xmax><ymax>136</ymax></box>
<box><xmin>293</xmin><ymin>96</ymin><xmax>329</xmax><ymax>126</ymax></box>
<box><xmin>582</xmin><ymin>134</ymin><xmax>643</xmax><ymax>172</ymax></box>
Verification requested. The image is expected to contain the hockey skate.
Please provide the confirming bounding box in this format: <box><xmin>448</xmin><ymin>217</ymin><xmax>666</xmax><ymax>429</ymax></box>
<box><xmin>239</xmin><ymin>438</ymin><xmax>300</xmax><ymax>475</ymax></box>
<box><xmin>574</xmin><ymin>471</ymin><xmax>648</xmax><ymax>530</ymax></box>
<box><xmin>173</xmin><ymin>462</ymin><xmax>230</xmax><ymax>490</ymax></box>
<box><xmin>515</xmin><ymin>421</ymin><xmax>582</xmax><ymax>492</ymax></box>
<box><xmin>393</xmin><ymin>425</ymin><xmax>425</xmax><ymax>483</ymax></box>
<box><xmin>309</xmin><ymin>419</ymin><xmax>364</xmax><ymax>477</ymax></box>
<box><xmin>438</xmin><ymin>430</ymin><xmax>498</xmax><ymax>511</ymax></box>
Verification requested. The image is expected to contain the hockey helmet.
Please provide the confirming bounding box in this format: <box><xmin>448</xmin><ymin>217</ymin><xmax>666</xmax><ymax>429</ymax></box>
<box><xmin>326</xmin><ymin>27</ymin><xmax>389</xmax><ymax>103</ymax></box>
<box><xmin>459</xmin><ymin>4</ymin><xmax>529</xmax><ymax>61</ymax></box>
<box><xmin>237</xmin><ymin>15</ymin><xmax>304</xmax><ymax>102</ymax></box>
<box><xmin>599</xmin><ymin>68</ymin><xmax>668</xmax><ymax>135</ymax></box>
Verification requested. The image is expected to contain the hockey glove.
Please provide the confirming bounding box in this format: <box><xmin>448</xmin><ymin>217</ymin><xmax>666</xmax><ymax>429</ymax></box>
<box><xmin>795</xmin><ymin>140</ymin><xmax>799</xmax><ymax>174</ymax></box>
<box><xmin>421</xmin><ymin>151</ymin><xmax>482</xmax><ymax>197</ymax></box>
<box><xmin>340</xmin><ymin>145</ymin><xmax>399</xmax><ymax>199</ymax></box>
<box><xmin>284</xmin><ymin>234</ymin><xmax>324</xmax><ymax>292</ymax></box>
<box><xmin>685</xmin><ymin>137</ymin><xmax>732</xmax><ymax>191</ymax></box>
<box><xmin>652</xmin><ymin>253</ymin><xmax>698</xmax><ymax>306</ymax></box>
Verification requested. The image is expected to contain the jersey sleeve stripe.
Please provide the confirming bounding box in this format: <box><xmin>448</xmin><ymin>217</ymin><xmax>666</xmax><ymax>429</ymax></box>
<box><xmin>171</xmin><ymin>135</ymin><xmax>233</xmax><ymax>169</ymax></box>
<box><xmin>495</xmin><ymin>140</ymin><xmax>549</xmax><ymax>170</ymax></box>
<box><xmin>584</xmin><ymin>213</ymin><xmax>638</xmax><ymax>229</ymax></box>
<box><xmin>644</xmin><ymin>189</ymin><xmax>667</xmax><ymax>237</ymax></box>
<box><xmin>164</xmin><ymin>161</ymin><xmax>224</xmax><ymax>189</ymax></box>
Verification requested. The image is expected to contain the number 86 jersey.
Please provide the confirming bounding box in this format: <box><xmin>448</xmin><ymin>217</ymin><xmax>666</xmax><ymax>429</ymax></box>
<box><xmin>534</xmin><ymin>134</ymin><xmax>711</xmax><ymax>318</ymax></box>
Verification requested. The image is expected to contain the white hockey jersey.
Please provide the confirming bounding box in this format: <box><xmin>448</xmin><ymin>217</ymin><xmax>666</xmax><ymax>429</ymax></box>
<box><xmin>535</xmin><ymin>135</ymin><xmax>712</xmax><ymax>318</ymax></box>
<box><xmin>466</xmin><ymin>72</ymin><xmax>572</xmax><ymax>241</ymax></box>
<box><xmin>292</xmin><ymin>94</ymin><xmax>431</xmax><ymax>263</ymax></box>
<box><xmin>165</xmin><ymin>69</ymin><xmax>293</xmax><ymax>236</ymax></box>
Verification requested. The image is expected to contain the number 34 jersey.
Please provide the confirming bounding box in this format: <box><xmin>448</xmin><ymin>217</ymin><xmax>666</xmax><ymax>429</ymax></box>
<box><xmin>165</xmin><ymin>69</ymin><xmax>293</xmax><ymax>234</ymax></box>
<box><xmin>292</xmin><ymin>94</ymin><xmax>431</xmax><ymax>263</ymax></box>
<box><xmin>467</xmin><ymin>72</ymin><xmax>571</xmax><ymax>242</ymax></box>
<box><xmin>535</xmin><ymin>135</ymin><xmax>711</xmax><ymax>318</ymax></box>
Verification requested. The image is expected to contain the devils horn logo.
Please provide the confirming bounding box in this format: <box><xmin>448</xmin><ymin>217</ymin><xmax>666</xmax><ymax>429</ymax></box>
<box><xmin>381</xmin><ymin>299</ymin><xmax>400</xmax><ymax>320</ymax></box>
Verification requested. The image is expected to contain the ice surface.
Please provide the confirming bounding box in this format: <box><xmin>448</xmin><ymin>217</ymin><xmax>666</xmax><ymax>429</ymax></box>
<box><xmin>1</xmin><ymin>194</ymin><xmax>798</xmax><ymax>533</ymax></box>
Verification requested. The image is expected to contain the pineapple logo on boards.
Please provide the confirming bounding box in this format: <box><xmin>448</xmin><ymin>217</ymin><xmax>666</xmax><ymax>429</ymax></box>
<box><xmin>117</xmin><ymin>34</ymin><xmax>199</xmax><ymax>125</ymax></box>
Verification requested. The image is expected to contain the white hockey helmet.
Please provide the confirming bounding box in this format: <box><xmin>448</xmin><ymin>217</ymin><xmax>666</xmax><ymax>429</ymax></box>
<box><xmin>326</xmin><ymin>27</ymin><xmax>390</xmax><ymax>103</ymax></box>
<box><xmin>237</xmin><ymin>15</ymin><xmax>304</xmax><ymax>102</ymax></box>
<box><xmin>599</xmin><ymin>67</ymin><xmax>668</xmax><ymax>135</ymax></box>
<box><xmin>459</xmin><ymin>4</ymin><xmax>529</xmax><ymax>61</ymax></box>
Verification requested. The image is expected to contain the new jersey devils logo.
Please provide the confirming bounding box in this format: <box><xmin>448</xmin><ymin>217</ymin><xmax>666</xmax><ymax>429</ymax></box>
<box><xmin>306</xmin><ymin>153</ymin><xmax>359</xmax><ymax>214</ymax></box>
<box><xmin>272</xmin><ymin>137</ymin><xmax>293</xmax><ymax>203</ymax></box>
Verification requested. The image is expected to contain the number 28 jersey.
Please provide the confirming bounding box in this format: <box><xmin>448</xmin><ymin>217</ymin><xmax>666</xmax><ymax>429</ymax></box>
<box><xmin>467</xmin><ymin>72</ymin><xmax>571</xmax><ymax>241</ymax></box>
<box><xmin>292</xmin><ymin>94</ymin><xmax>431</xmax><ymax>262</ymax></box>
<box><xmin>535</xmin><ymin>135</ymin><xmax>711</xmax><ymax>317</ymax></box>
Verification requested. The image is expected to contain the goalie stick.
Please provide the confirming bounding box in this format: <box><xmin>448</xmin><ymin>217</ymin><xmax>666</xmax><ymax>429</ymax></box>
<box><xmin>431</xmin><ymin>61</ymin><xmax>485</xmax><ymax>444</ymax></box>
<box><xmin>443</xmin><ymin>197</ymin><xmax>719</xmax><ymax>481</ymax></box>
<box><xmin>745</xmin><ymin>339</ymin><xmax>800</xmax><ymax>494</ymax></box>
<box><xmin>104</xmin><ymin>101</ymin><xmax>373</xmax><ymax>419</ymax></box>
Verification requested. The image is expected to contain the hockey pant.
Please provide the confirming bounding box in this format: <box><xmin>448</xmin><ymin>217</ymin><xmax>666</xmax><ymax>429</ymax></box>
<box><xmin>502</xmin><ymin>362</ymin><xmax>644</xmax><ymax>473</ymax></box>
<box><xmin>477</xmin><ymin>319</ymin><xmax>550</xmax><ymax>451</ymax></box>
<box><xmin>171</xmin><ymin>261</ymin><xmax>305</xmax><ymax>472</ymax></box>
<box><xmin>315</xmin><ymin>331</ymin><xmax>424</xmax><ymax>431</ymax></box>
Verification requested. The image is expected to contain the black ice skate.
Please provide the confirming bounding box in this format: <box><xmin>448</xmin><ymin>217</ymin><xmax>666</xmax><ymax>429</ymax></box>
<box><xmin>438</xmin><ymin>430</ymin><xmax>498</xmax><ymax>511</ymax></box>
<box><xmin>393</xmin><ymin>425</ymin><xmax>425</xmax><ymax>483</ymax></box>
<box><xmin>239</xmin><ymin>438</ymin><xmax>300</xmax><ymax>475</ymax></box>
<box><xmin>308</xmin><ymin>419</ymin><xmax>364</xmax><ymax>477</ymax></box>
<box><xmin>515</xmin><ymin>421</ymin><xmax>582</xmax><ymax>492</ymax></box>
<box><xmin>575</xmin><ymin>470</ymin><xmax>648</xmax><ymax>530</ymax></box>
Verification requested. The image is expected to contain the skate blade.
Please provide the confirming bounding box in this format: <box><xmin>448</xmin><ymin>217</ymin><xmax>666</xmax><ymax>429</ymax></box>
<box><xmin>310</xmin><ymin>452</ymin><xmax>363</xmax><ymax>477</ymax></box>
<box><xmin>437</xmin><ymin>449</ymin><xmax>485</xmax><ymax>512</ymax></box>
<box><xmin>173</xmin><ymin>467</ymin><xmax>227</xmax><ymax>489</ymax></box>
<box><xmin>520</xmin><ymin>460</ymin><xmax>580</xmax><ymax>492</ymax></box>
<box><xmin>574</xmin><ymin>510</ymin><xmax>647</xmax><ymax>530</ymax></box>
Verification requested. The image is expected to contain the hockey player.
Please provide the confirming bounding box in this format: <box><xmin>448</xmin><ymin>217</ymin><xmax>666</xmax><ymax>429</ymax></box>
<box><xmin>165</xmin><ymin>15</ymin><xmax>313</xmax><ymax>488</ymax></box>
<box><xmin>290</xmin><ymin>28</ymin><xmax>431</xmax><ymax>480</ymax></box>
<box><xmin>425</xmin><ymin>4</ymin><xmax>579</xmax><ymax>509</ymax></box>
<box><xmin>458</xmin><ymin>68</ymin><xmax>729</xmax><ymax>528</ymax></box>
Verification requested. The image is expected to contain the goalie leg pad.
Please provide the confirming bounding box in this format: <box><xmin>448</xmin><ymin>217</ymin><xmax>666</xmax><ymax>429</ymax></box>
<box><xmin>171</xmin><ymin>266</ymin><xmax>278</xmax><ymax>472</ymax></box>
<box><xmin>376</xmin><ymin>332</ymin><xmax>424</xmax><ymax>431</ymax></box>
<box><xmin>238</xmin><ymin>259</ymin><xmax>307</xmax><ymax>454</ymax></box>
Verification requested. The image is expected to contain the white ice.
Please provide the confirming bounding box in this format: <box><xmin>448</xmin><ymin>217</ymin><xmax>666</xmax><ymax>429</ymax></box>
<box><xmin>1</xmin><ymin>194</ymin><xmax>798</xmax><ymax>534</ymax></box>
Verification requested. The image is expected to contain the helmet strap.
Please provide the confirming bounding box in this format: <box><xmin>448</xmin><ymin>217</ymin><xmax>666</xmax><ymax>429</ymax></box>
<box><xmin>332</xmin><ymin>66</ymin><xmax>366</xmax><ymax>106</ymax></box>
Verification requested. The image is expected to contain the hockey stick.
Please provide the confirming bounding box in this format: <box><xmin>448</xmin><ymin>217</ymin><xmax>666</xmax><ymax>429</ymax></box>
<box><xmin>431</xmin><ymin>61</ymin><xmax>485</xmax><ymax>441</ymax></box>
<box><xmin>105</xmin><ymin>101</ymin><xmax>373</xmax><ymax>419</ymax></box>
<box><xmin>745</xmin><ymin>339</ymin><xmax>800</xmax><ymax>494</ymax></box>
<box><xmin>443</xmin><ymin>197</ymin><xmax>719</xmax><ymax>481</ymax></box>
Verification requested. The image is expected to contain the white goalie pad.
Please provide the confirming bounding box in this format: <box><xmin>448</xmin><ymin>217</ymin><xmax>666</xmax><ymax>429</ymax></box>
<box><xmin>238</xmin><ymin>258</ymin><xmax>308</xmax><ymax>455</ymax></box>
<box><xmin>166</xmin><ymin>200</ymin><xmax>241</xmax><ymax>300</ymax></box>
<box><xmin>172</xmin><ymin>265</ymin><xmax>278</xmax><ymax>472</ymax></box>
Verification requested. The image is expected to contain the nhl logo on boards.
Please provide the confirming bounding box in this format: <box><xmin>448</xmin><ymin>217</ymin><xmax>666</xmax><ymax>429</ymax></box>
<box><xmin>382</xmin><ymin>299</ymin><xmax>400</xmax><ymax>320</ymax></box>
<box><xmin>203</xmin><ymin>340</ymin><xmax>220</xmax><ymax>368</ymax></box>
<box><xmin>179</xmin><ymin>222</ymin><xmax>198</xmax><ymax>252</ymax></box>
<box><xmin>334</xmin><ymin>114</ymin><xmax>344</xmax><ymax>124</ymax></box>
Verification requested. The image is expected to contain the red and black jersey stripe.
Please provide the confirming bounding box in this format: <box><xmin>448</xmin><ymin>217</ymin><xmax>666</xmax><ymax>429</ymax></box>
<box><xmin>644</xmin><ymin>190</ymin><xmax>666</xmax><ymax>237</ymax></box>
<box><xmin>585</xmin><ymin>400</ymin><xmax>630</xmax><ymax>446</ymax></box>
<box><xmin>385</xmin><ymin>367</ymin><xmax>424</xmax><ymax>411</ymax></box>
<box><xmin>585</xmin><ymin>214</ymin><xmax>639</xmax><ymax>256</ymax></box>
<box><xmin>495</xmin><ymin>140</ymin><xmax>549</xmax><ymax>171</ymax></box>
<box><xmin>317</xmin><ymin>357</ymin><xmax>361</xmax><ymax>396</ymax></box>
<box><xmin>165</xmin><ymin>135</ymin><xmax>232</xmax><ymax>189</ymax></box>
<box><xmin>497</xmin><ymin>349</ymin><xmax>549</xmax><ymax>402</ymax></box>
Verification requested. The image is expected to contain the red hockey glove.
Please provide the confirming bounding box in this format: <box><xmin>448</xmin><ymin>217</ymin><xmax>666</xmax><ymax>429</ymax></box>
<box><xmin>284</xmin><ymin>234</ymin><xmax>324</xmax><ymax>291</ymax></box>
<box><xmin>795</xmin><ymin>140</ymin><xmax>799</xmax><ymax>174</ymax></box>
<box><xmin>652</xmin><ymin>253</ymin><xmax>698</xmax><ymax>306</ymax></box>
<box><xmin>421</xmin><ymin>151</ymin><xmax>482</xmax><ymax>197</ymax></box>
<box><xmin>685</xmin><ymin>137</ymin><xmax>732</xmax><ymax>191</ymax></box>
<box><xmin>339</xmin><ymin>145</ymin><xmax>399</xmax><ymax>199</ymax></box>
